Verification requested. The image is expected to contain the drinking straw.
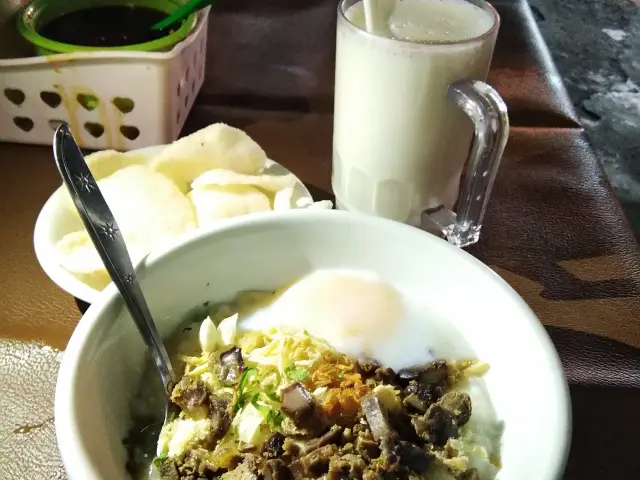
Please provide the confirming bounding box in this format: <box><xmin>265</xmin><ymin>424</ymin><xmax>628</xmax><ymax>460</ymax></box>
<box><xmin>151</xmin><ymin>0</ymin><xmax>216</xmax><ymax>30</ymax></box>
<box><xmin>363</xmin><ymin>0</ymin><xmax>379</xmax><ymax>34</ymax></box>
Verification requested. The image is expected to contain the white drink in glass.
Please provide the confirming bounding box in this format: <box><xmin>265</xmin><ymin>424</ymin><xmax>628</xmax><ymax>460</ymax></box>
<box><xmin>333</xmin><ymin>0</ymin><xmax>499</xmax><ymax>226</ymax></box>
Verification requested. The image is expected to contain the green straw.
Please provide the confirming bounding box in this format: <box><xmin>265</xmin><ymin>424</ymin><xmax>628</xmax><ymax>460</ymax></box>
<box><xmin>151</xmin><ymin>0</ymin><xmax>216</xmax><ymax>31</ymax></box>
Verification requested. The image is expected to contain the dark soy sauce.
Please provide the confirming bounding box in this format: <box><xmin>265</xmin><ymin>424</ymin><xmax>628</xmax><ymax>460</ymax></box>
<box><xmin>38</xmin><ymin>5</ymin><xmax>176</xmax><ymax>48</ymax></box>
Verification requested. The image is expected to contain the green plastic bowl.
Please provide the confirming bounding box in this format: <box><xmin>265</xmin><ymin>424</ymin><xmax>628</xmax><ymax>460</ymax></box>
<box><xmin>17</xmin><ymin>0</ymin><xmax>196</xmax><ymax>55</ymax></box>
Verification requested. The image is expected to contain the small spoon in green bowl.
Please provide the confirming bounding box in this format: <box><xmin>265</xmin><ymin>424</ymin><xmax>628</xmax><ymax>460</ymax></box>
<box><xmin>151</xmin><ymin>0</ymin><xmax>217</xmax><ymax>30</ymax></box>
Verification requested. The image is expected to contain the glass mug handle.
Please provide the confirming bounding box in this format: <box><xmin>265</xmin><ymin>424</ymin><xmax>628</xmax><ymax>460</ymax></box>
<box><xmin>421</xmin><ymin>79</ymin><xmax>509</xmax><ymax>248</ymax></box>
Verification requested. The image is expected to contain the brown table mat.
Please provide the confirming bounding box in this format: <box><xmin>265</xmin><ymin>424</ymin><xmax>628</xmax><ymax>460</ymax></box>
<box><xmin>0</xmin><ymin>142</ymin><xmax>74</xmax><ymax>479</ymax></box>
<box><xmin>2</xmin><ymin>124</ymin><xmax>639</xmax><ymax>478</ymax></box>
<box><xmin>198</xmin><ymin>0</ymin><xmax>580</xmax><ymax>127</ymax></box>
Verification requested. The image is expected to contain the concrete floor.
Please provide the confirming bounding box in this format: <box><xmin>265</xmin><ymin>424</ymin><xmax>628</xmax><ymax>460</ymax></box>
<box><xmin>530</xmin><ymin>0</ymin><xmax>640</xmax><ymax>239</ymax></box>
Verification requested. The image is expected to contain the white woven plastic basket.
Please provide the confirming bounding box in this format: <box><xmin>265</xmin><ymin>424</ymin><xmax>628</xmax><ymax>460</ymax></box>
<box><xmin>0</xmin><ymin>7</ymin><xmax>209</xmax><ymax>150</ymax></box>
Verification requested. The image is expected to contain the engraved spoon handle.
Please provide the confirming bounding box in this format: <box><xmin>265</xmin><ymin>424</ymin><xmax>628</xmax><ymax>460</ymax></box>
<box><xmin>52</xmin><ymin>123</ymin><xmax>177</xmax><ymax>397</ymax></box>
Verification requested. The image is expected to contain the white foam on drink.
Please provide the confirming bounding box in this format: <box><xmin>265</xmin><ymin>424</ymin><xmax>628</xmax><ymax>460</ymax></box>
<box><xmin>347</xmin><ymin>0</ymin><xmax>494</xmax><ymax>43</ymax></box>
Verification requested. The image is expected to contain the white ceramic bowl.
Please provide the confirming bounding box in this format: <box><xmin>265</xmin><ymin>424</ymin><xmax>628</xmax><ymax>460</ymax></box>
<box><xmin>55</xmin><ymin>210</ymin><xmax>570</xmax><ymax>480</ymax></box>
<box><xmin>33</xmin><ymin>146</ymin><xmax>313</xmax><ymax>304</ymax></box>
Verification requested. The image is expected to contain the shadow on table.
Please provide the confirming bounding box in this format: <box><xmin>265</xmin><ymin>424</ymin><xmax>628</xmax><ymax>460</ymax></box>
<box><xmin>215</xmin><ymin>0</ymin><xmax>328</xmax><ymax>13</ymax></box>
<box><xmin>566</xmin><ymin>384</ymin><xmax>640</xmax><ymax>479</ymax></box>
<box><xmin>545</xmin><ymin>326</ymin><xmax>640</xmax><ymax>478</ymax></box>
<box><xmin>75</xmin><ymin>297</ymin><xmax>90</xmax><ymax>315</ymax></box>
<box><xmin>545</xmin><ymin>326</ymin><xmax>640</xmax><ymax>388</ymax></box>
<box><xmin>305</xmin><ymin>183</ymin><xmax>334</xmax><ymax>203</ymax></box>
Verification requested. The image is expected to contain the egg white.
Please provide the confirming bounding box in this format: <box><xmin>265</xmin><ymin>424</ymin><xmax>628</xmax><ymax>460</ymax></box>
<box><xmin>238</xmin><ymin>269</ymin><xmax>461</xmax><ymax>371</ymax></box>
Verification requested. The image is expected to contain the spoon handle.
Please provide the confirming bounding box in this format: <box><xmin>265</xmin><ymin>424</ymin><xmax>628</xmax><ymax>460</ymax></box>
<box><xmin>53</xmin><ymin>123</ymin><xmax>177</xmax><ymax>397</ymax></box>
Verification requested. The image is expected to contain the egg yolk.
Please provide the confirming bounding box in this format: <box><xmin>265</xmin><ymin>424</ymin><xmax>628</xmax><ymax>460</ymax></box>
<box><xmin>273</xmin><ymin>271</ymin><xmax>403</xmax><ymax>347</ymax></box>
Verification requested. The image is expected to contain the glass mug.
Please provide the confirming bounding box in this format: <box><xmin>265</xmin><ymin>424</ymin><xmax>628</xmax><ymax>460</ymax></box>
<box><xmin>332</xmin><ymin>0</ymin><xmax>509</xmax><ymax>247</ymax></box>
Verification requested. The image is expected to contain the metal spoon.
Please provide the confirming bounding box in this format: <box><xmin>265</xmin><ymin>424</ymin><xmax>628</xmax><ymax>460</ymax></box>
<box><xmin>52</xmin><ymin>123</ymin><xmax>179</xmax><ymax>474</ymax></box>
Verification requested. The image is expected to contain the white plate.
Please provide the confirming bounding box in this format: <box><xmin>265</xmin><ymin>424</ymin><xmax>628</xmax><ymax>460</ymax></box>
<box><xmin>54</xmin><ymin>210</ymin><xmax>570</xmax><ymax>480</ymax></box>
<box><xmin>33</xmin><ymin>145</ymin><xmax>313</xmax><ymax>304</ymax></box>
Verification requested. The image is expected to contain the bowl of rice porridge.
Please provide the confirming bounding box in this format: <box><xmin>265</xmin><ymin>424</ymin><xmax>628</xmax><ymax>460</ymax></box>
<box><xmin>54</xmin><ymin>209</ymin><xmax>571</xmax><ymax>480</ymax></box>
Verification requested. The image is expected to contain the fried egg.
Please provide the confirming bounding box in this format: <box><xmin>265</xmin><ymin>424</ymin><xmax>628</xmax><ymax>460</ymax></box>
<box><xmin>239</xmin><ymin>269</ymin><xmax>460</xmax><ymax>370</ymax></box>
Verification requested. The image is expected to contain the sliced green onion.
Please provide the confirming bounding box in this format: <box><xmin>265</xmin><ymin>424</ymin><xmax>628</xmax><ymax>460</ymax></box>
<box><xmin>152</xmin><ymin>454</ymin><xmax>168</xmax><ymax>469</ymax></box>
<box><xmin>238</xmin><ymin>368</ymin><xmax>257</xmax><ymax>393</ymax></box>
<box><xmin>251</xmin><ymin>394</ymin><xmax>271</xmax><ymax>414</ymax></box>
<box><xmin>264</xmin><ymin>388</ymin><xmax>280</xmax><ymax>402</ymax></box>
<box><xmin>266</xmin><ymin>409</ymin><xmax>284</xmax><ymax>428</ymax></box>
<box><xmin>235</xmin><ymin>368</ymin><xmax>258</xmax><ymax>409</ymax></box>
<box><xmin>285</xmin><ymin>365</ymin><xmax>310</xmax><ymax>382</ymax></box>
